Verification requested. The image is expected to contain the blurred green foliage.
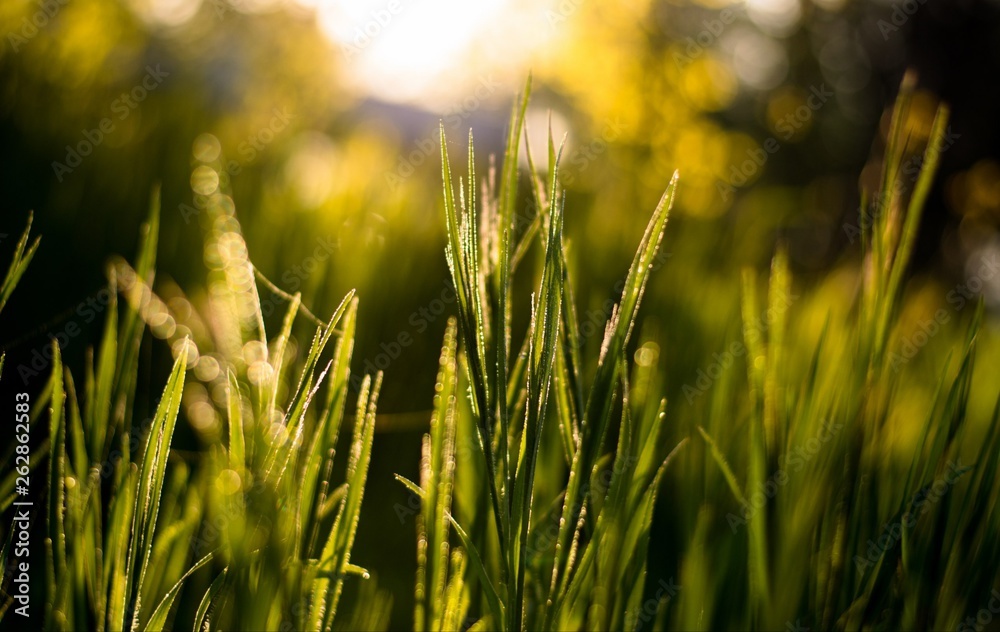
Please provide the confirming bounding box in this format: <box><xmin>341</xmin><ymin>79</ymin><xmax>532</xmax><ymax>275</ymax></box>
<box><xmin>1</xmin><ymin>0</ymin><xmax>999</xmax><ymax>628</ymax></box>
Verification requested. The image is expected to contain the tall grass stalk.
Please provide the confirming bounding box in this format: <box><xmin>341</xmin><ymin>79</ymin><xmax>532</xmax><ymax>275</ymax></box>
<box><xmin>0</xmin><ymin>192</ymin><xmax>386</xmax><ymax>631</ymax></box>
<box><xmin>397</xmin><ymin>79</ymin><xmax>687</xmax><ymax>631</ymax></box>
<box><xmin>399</xmin><ymin>75</ymin><xmax>1000</xmax><ymax>632</ymax></box>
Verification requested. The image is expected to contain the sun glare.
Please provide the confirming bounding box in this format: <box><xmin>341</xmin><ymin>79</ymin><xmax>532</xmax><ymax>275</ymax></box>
<box><xmin>129</xmin><ymin>0</ymin><xmax>570</xmax><ymax>106</ymax></box>
<box><xmin>315</xmin><ymin>0</ymin><xmax>505</xmax><ymax>103</ymax></box>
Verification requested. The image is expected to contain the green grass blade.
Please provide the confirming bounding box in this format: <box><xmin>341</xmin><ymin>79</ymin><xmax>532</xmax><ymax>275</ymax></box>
<box><xmin>144</xmin><ymin>552</ymin><xmax>215</xmax><ymax>632</ymax></box>
<box><xmin>548</xmin><ymin>172</ymin><xmax>678</xmax><ymax>613</ymax></box>
<box><xmin>193</xmin><ymin>567</ymin><xmax>228</xmax><ymax>632</ymax></box>
<box><xmin>125</xmin><ymin>343</ymin><xmax>188</xmax><ymax>630</ymax></box>
<box><xmin>45</xmin><ymin>341</ymin><xmax>67</xmax><ymax>628</ymax></box>
<box><xmin>396</xmin><ymin>474</ymin><xmax>505</xmax><ymax>629</ymax></box>
<box><xmin>0</xmin><ymin>211</ymin><xmax>40</xmax><ymax>315</ymax></box>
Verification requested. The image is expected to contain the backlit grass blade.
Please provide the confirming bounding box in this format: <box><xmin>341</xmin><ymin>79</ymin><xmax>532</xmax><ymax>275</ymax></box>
<box><xmin>106</xmin><ymin>466</ymin><xmax>138</xmax><ymax>632</ymax></box>
<box><xmin>396</xmin><ymin>474</ymin><xmax>505</xmax><ymax>629</ymax></box>
<box><xmin>740</xmin><ymin>267</ymin><xmax>772</xmax><ymax>623</ymax></box>
<box><xmin>498</xmin><ymin>75</ymin><xmax>531</xmax><ymax>234</ymax></box>
<box><xmin>86</xmin><ymin>280</ymin><xmax>118</xmax><ymax>463</ymax></box>
<box><xmin>554</xmin><ymin>256</ymin><xmax>584</xmax><ymax>464</ymax></box>
<box><xmin>301</xmin><ymin>298</ymin><xmax>358</xmax><ymax>559</ymax></box>
<box><xmin>114</xmin><ymin>191</ymin><xmax>161</xmax><ymax>438</ymax></box>
<box><xmin>697</xmin><ymin>425</ymin><xmax>746</xmax><ymax>507</ymax></box>
<box><xmin>416</xmin><ymin>318</ymin><xmax>458</xmax><ymax>632</ymax></box>
<box><xmin>440</xmin><ymin>122</ymin><xmax>509</xmax><ymax>582</ymax></box>
<box><xmin>442</xmin><ymin>550</ymin><xmax>469</xmax><ymax>632</ymax></box>
<box><xmin>227</xmin><ymin>369</ymin><xmax>246</xmax><ymax>475</ymax></box>
<box><xmin>548</xmin><ymin>172</ymin><xmax>678</xmax><ymax>613</ymax></box>
<box><xmin>123</xmin><ymin>343</ymin><xmax>188</xmax><ymax>631</ymax></box>
<box><xmin>45</xmin><ymin>341</ymin><xmax>66</xmax><ymax>629</ymax></box>
<box><xmin>144</xmin><ymin>552</ymin><xmax>215</xmax><ymax>631</ymax></box>
<box><xmin>308</xmin><ymin>372</ymin><xmax>381</xmax><ymax>631</ymax></box>
<box><xmin>264</xmin><ymin>290</ymin><xmax>301</xmax><ymax>418</ymax></box>
<box><xmin>619</xmin><ymin>437</ymin><xmax>689</xmax><ymax>630</ymax></box>
<box><xmin>511</xmin><ymin>138</ymin><xmax>565</xmax><ymax>632</ymax></box>
<box><xmin>883</xmin><ymin>105</ymin><xmax>950</xmax><ymax>333</ymax></box>
<box><xmin>0</xmin><ymin>211</ymin><xmax>40</xmax><ymax>315</ymax></box>
<box><xmin>193</xmin><ymin>567</ymin><xmax>228</xmax><ymax>632</ymax></box>
<box><xmin>283</xmin><ymin>289</ymin><xmax>356</xmax><ymax>435</ymax></box>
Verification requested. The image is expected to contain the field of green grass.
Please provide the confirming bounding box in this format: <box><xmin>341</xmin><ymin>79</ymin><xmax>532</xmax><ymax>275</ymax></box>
<box><xmin>0</xmin><ymin>71</ymin><xmax>998</xmax><ymax>632</ymax></box>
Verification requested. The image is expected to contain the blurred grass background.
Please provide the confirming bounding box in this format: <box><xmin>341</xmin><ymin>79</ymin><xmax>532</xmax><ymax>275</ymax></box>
<box><xmin>1</xmin><ymin>0</ymin><xmax>999</xmax><ymax>628</ymax></box>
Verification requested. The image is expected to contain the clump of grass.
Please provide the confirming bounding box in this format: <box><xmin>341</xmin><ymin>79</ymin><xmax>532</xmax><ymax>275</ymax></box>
<box><xmin>397</xmin><ymin>79</ymin><xmax>687</xmax><ymax>631</ymax></box>
<box><xmin>687</xmin><ymin>74</ymin><xmax>1000</xmax><ymax>631</ymax></box>
<box><xmin>0</xmin><ymin>213</ymin><xmax>40</xmax><ymax>504</ymax></box>
<box><xmin>1</xmin><ymin>73</ymin><xmax>997</xmax><ymax>632</ymax></box>
<box><xmin>400</xmin><ymin>75</ymin><xmax>1000</xmax><ymax>632</ymax></box>
<box><xmin>0</xmin><ymin>191</ymin><xmax>386</xmax><ymax>630</ymax></box>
